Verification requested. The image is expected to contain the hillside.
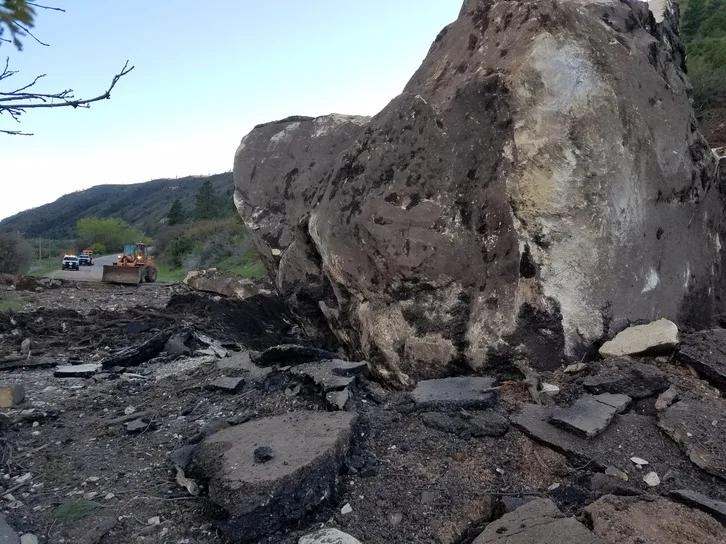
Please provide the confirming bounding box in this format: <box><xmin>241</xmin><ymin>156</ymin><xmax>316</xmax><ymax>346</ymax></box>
<box><xmin>0</xmin><ymin>172</ymin><xmax>234</xmax><ymax>239</ymax></box>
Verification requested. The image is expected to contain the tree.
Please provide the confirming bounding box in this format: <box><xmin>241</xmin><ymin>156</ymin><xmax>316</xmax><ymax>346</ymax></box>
<box><xmin>0</xmin><ymin>1</ymin><xmax>133</xmax><ymax>135</ymax></box>
<box><xmin>77</xmin><ymin>217</ymin><xmax>143</xmax><ymax>253</ymax></box>
<box><xmin>167</xmin><ymin>199</ymin><xmax>185</xmax><ymax>226</ymax></box>
<box><xmin>0</xmin><ymin>233</ymin><xmax>33</xmax><ymax>273</ymax></box>
<box><xmin>194</xmin><ymin>181</ymin><xmax>218</xmax><ymax>221</ymax></box>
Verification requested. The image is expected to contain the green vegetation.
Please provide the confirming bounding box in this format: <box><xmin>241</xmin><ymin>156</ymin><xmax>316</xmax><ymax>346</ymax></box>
<box><xmin>681</xmin><ymin>0</ymin><xmax>726</xmax><ymax>111</ymax></box>
<box><xmin>0</xmin><ymin>0</ymin><xmax>37</xmax><ymax>50</ymax></box>
<box><xmin>0</xmin><ymin>233</ymin><xmax>33</xmax><ymax>274</ymax></box>
<box><xmin>167</xmin><ymin>199</ymin><xmax>186</xmax><ymax>226</ymax></box>
<box><xmin>156</xmin><ymin>263</ymin><xmax>188</xmax><ymax>283</ymax></box>
<box><xmin>0</xmin><ymin>293</ymin><xmax>25</xmax><ymax>312</ymax></box>
<box><xmin>76</xmin><ymin>217</ymin><xmax>145</xmax><ymax>254</ymax></box>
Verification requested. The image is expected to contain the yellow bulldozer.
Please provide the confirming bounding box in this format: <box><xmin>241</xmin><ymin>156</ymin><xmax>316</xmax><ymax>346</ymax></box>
<box><xmin>101</xmin><ymin>242</ymin><xmax>158</xmax><ymax>284</ymax></box>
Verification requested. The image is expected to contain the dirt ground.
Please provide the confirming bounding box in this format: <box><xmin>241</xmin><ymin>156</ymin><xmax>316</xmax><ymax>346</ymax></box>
<box><xmin>0</xmin><ymin>280</ymin><xmax>724</xmax><ymax>544</ymax></box>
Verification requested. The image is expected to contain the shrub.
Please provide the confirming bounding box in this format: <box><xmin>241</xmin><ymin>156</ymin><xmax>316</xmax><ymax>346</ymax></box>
<box><xmin>166</xmin><ymin>235</ymin><xmax>195</xmax><ymax>269</ymax></box>
<box><xmin>88</xmin><ymin>243</ymin><xmax>106</xmax><ymax>255</ymax></box>
<box><xmin>0</xmin><ymin>234</ymin><xmax>34</xmax><ymax>274</ymax></box>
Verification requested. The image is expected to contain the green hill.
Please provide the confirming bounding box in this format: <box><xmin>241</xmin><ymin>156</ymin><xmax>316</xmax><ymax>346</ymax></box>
<box><xmin>0</xmin><ymin>172</ymin><xmax>235</xmax><ymax>239</ymax></box>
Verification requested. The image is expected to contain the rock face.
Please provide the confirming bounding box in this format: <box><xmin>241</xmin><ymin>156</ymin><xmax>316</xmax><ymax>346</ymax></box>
<box><xmin>190</xmin><ymin>411</ymin><xmax>355</xmax><ymax>542</ymax></box>
<box><xmin>233</xmin><ymin>0</ymin><xmax>724</xmax><ymax>385</ymax></box>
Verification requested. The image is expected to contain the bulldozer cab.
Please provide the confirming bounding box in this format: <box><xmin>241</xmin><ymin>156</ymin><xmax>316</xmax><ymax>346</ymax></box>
<box><xmin>123</xmin><ymin>243</ymin><xmax>146</xmax><ymax>264</ymax></box>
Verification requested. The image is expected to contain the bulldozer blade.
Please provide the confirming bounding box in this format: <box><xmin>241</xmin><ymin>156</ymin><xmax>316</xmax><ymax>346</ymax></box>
<box><xmin>102</xmin><ymin>265</ymin><xmax>142</xmax><ymax>284</ymax></box>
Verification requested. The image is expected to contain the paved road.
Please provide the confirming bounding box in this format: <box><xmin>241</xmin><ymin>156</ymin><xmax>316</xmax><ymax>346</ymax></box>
<box><xmin>48</xmin><ymin>254</ymin><xmax>118</xmax><ymax>281</ymax></box>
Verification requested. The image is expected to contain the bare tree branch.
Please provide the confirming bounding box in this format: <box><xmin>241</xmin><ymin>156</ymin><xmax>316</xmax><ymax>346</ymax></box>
<box><xmin>25</xmin><ymin>3</ymin><xmax>65</xmax><ymax>13</ymax></box>
<box><xmin>13</xmin><ymin>21</ymin><xmax>49</xmax><ymax>47</ymax></box>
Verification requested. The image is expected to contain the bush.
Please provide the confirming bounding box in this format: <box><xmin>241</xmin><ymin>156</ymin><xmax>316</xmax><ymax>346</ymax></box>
<box><xmin>88</xmin><ymin>243</ymin><xmax>106</xmax><ymax>255</ymax></box>
<box><xmin>166</xmin><ymin>235</ymin><xmax>195</xmax><ymax>269</ymax></box>
<box><xmin>0</xmin><ymin>234</ymin><xmax>34</xmax><ymax>274</ymax></box>
<box><xmin>77</xmin><ymin>217</ymin><xmax>146</xmax><ymax>253</ymax></box>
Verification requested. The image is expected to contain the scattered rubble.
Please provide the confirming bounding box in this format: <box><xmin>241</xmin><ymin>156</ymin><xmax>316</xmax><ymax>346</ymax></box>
<box><xmin>599</xmin><ymin>319</ymin><xmax>679</xmax><ymax>358</ymax></box>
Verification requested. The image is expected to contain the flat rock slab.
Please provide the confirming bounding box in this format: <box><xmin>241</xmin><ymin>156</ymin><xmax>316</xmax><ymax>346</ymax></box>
<box><xmin>657</xmin><ymin>400</ymin><xmax>726</xmax><ymax>481</ymax></box>
<box><xmin>585</xmin><ymin>495</ymin><xmax>724</xmax><ymax>544</ymax></box>
<box><xmin>0</xmin><ymin>514</ymin><xmax>19</xmax><ymax>544</ymax></box>
<box><xmin>210</xmin><ymin>377</ymin><xmax>245</xmax><ymax>392</ymax></box>
<box><xmin>550</xmin><ymin>395</ymin><xmax>618</xmax><ymax>439</ymax></box>
<box><xmin>191</xmin><ymin>411</ymin><xmax>355</xmax><ymax>542</ymax></box>
<box><xmin>670</xmin><ymin>489</ymin><xmax>726</xmax><ymax>526</ymax></box>
<box><xmin>599</xmin><ymin>319</ymin><xmax>678</xmax><ymax>358</ymax></box>
<box><xmin>54</xmin><ymin>364</ymin><xmax>101</xmax><ymax>378</ymax></box>
<box><xmin>472</xmin><ymin>498</ymin><xmax>605</xmax><ymax>544</ymax></box>
<box><xmin>593</xmin><ymin>393</ymin><xmax>631</xmax><ymax>413</ymax></box>
<box><xmin>0</xmin><ymin>385</ymin><xmax>25</xmax><ymax>408</ymax></box>
<box><xmin>677</xmin><ymin>328</ymin><xmax>726</xmax><ymax>389</ymax></box>
<box><xmin>291</xmin><ymin>360</ymin><xmax>368</xmax><ymax>391</ymax></box>
<box><xmin>410</xmin><ymin>377</ymin><xmax>498</xmax><ymax>411</ymax></box>
<box><xmin>583</xmin><ymin>361</ymin><xmax>669</xmax><ymax>399</ymax></box>
<box><xmin>298</xmin><ymin>528</ymin><xmax>363</xmax><ymax>544</ymax></box>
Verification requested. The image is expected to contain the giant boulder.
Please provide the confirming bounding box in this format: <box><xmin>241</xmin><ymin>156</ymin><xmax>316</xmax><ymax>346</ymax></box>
<box><xmin>233</xmin><ymin>0</ymin><xmax>724</xmax><ymax>386</ymax></box>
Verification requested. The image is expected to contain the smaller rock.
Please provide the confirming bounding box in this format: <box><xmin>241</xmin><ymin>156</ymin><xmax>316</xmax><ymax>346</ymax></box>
<box><xmin>167</xmin><ymin>445</ymin><xmax>197</xmax><ymax>471</ymax></box>
<box><xmin>389</xmin><ymin>512</ymin><xmax>403</xmax><ymax>526</ymax></box>
<box><xmin>341</xmin><ymin>503</ymin><xmax>353</xmax><ymax>515</ymax></box>
<box><xmin>541</xmin><ymin>383</ymin><xmax>560</xmax><ymax>396</ymax></box>
<box><xmin>670</xmin><ymin>489</ymin><xmax>726</xmax><ymax>525</ymax></box>
<box><xmin>0</xmin><ymin>384</ymin><xmax>25</xmax><ymax>408</ymax></box>
<box><xmin>605</xmin><ymin>466</ymin><xmax>629</xmax><ymax>481</ymax></box>
<box><xmin>54</xmin><ymin>364</ymin><xmax>101</xmax><ymax>378</ymax></box>
<box><xmin>20</xmin><ymin>338</ymin><xmax>31</xmax><ymax>355</ymax></box>
<box><xmin>564</xmin><ymin>363</ymin><xmax>587</xmax><ymax>374</ymax></box>
<box><xmin>298</xmin><ymin>529</ymin><xmax>362</xmax><ymax>544</ymax></box>
<box><xmin>630</xmin><ymin>457</ymin><xmax>649</xmax><ymax>467</ymax></box>
<box><xmin>411</xmin><ymin>377</ymin><xmax>498</xmax><ymax>411</ymax></box>
<box><xmin>126</xmin><ymin>418</ymin><xmax>154</xmax><ymax>433</ymax></box>
<box><xmin>550</xmin><ymin>395</ymin><xmax>618</xmax><ymax>439</ymax></box>
<box><xmin>210</xmin><ymin>376</ymin><xmax>245</xmax><ymax>393</ymax></box>
<box><xmin>19</xmin><ymin>535</ymin><xmax>37</xmax><ymax>544</ymax></box>
<box><xmin>593</xmin><ymin>393</ymin><xmax>631</xmax><ymax>413</ymax></box>
<box><xmin>548</xmin><ymin>483</ymin><xmax>560</xmax><ymax>491</ymax></box>
<box><xmin>655</xmin><ymin>385</ymin><xmax>678</xmax><ymax>411</ymax></box>
<box><xmin>599</xmin><ymin>318</ymin><xmax>678</xmax><ymax>358</ymax></box>
<box><xmin>124</xmin><ymin>406</ymin><xmax>136</xmax><ymax>415</ymax></box>
<box><xmin>327</xmin><ymin>388</ymin><xmax>350</xmax><ymax>410</ymax></box>
<box><xmin>164</xmin><ymin>333</ymin><xmax>190</xmax><ymax>357</ymax></box>
<box><xmin>590</xmin><ymin>473</ymin><xmax>641</xmax><ymax>497</ymax></box>
<box><xmin>0</xmin><ymin>515</ymin><xmax>18</xmax><ymax>544</ymax></box>
<box><xmin>643</xmin><ymin>471</ymin><xmax>660</xmax><ymax>487</ymax></box>
<box><xmin>253</xmin><ymin>446</ymin><xmax>275</xmax><ymax>464</ymax></box>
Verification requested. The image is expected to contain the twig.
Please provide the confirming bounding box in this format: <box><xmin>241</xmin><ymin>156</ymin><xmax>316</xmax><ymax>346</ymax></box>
<box><xmin>1</xmin><ymin>477</ymin><xmax>31</xmax><ymax>498</ymax></box>
<box><xmin>103</xmin><ymin>410</ymin><xmax>154</xmax><ymax>427</ymax></box>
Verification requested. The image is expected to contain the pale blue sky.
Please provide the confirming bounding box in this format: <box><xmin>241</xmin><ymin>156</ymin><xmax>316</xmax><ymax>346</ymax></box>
<box><xmin>1</xmin><ymin>0</ymin><xmax>461</xmax><ymax>220</ymax></box>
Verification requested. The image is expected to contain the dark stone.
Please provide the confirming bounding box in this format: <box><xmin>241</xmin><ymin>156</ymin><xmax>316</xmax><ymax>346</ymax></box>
<box><xmin>164</xmin><ymin>333</ymin><xmax>191</xmax><ymax>358</ymax></box>
<box><xmin>54</xmin><ymin>364</ymin><xmax>100</xmax><ymax>378</ymax></box>
<box><xmin>670</xmin><ymin>489</ymin><xmax>726</xmax><ymax>525</ymax></box>
<box><xmin>550</xmin><ymin>396</ymin><xmax>618</xmax><ymax>439</ymax></box>
<box><xmin>0</xmin><ymin>514</ymin><xmax>19</xmax><ymax>544</ymax></box>
<box><xmin>190</xmin><ymin>411</ymin><xmax>355</xmax><ymax>542</ymax></box>
<box><xmin>188</xmin><ymin>419</ymin><xmax>231</xmax><ymax>445</ymax></box>
<box><xmin>126</xmin><ymin>321</ymin><xmax>150</xmax><ymax>334</ymax></box>
<box><xmin>167</xmin><ymin>445</ymin><xmax>197</xmax><ymax>471</ymax></box>
<box><xmin>411</xmin><ymin>377</ymin><xmax>498</xmax><ymax>411</ymax></box>
<box><xmin>589</xmin><ymin>473</ymin><xmax>643</xmax><ymax>497</ymax></box>
<box><xmin>677</xmin><ymin>329</ymin><xmax>726</xmax><ymax>390</ymax></box>
<box><xmin>126</xmin><ymin>418</ymin><xmax>154</xmax><ymax>433</ymax></box>
<box><xmin>253</xmin><ymin>446</ymin><xmax>275</xmax><ymax>464</ymax></box>
<box><xmin>101</xmin><ymin>331</ymin><xmax>172</xmax><ymax>368</ymax></box>
<box><xmin>210</xmin><ymin>377</ymin><xmax>245</xmax><ymax>393</ymax></box>
<box><xmin>583</xmin><ymin>361</ymin><xmax>669</xmax><ymax>399</ymax></box>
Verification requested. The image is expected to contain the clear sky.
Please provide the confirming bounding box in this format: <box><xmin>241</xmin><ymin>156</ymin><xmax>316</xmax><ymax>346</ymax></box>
<box><xmin>0</xmin><ymin>0</ymin><xmax>462</xmax><ymax>221</ymax></box>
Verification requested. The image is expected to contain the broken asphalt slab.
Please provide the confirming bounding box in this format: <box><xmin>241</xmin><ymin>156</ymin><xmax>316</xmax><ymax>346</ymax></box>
<box><xmin>54</xmin><ymin>364</ymin><xmax>100</xmax><ymax>378</ymax></box>
<box><xmin>585</xmin><ymin>494</ymin><xmax>724</xmax><ymax>544</ymax></box>
<box><xmin>472</xmin><ymin>498</ymin><xmax>606</xmax><ymax>544</ymax></box>
<box><xmin>291</xmin><ymin>360</ymin><xmax>368</xmax><ymax>391</ymax></box>
<box><xmin>410</xmin><ymin>377</ymin><xmax>498</xmax><ymax>411</ymax></box>
<box><xmin>677</xmin><ymin>328</ymin><xmax>726</xmax><ymax>390</ymax></box>
<box><xmin>670</xmin><ymin>489</ymin><xmax>726</xmax><ymax>525</ymax></box>
<box><xmin>190</xmin><ymin>411</ymin><xmax>356</xmax><ymax>542</ymax></box>
<box><xmin>657</xmin><ymin>400</ymin><xmax>726</xmax><ymax>481</ymax></box>
<box><xmin>101</xmin><ymin>331</ymin><xmax>172</xmax><ymax>368</ymax></box>
<box><xmin>583</xmin><ymin>360</ymin><xmax>669</xmax><ymax>399</ymax></box>
<box><xmin>550</xmin><ymin>395</ymin><xmax>618</xmax><ymax>439</ymax></box>
<box><xmin>209</xmin><ymin>376</ymin><xmax>245</xmax><ymax>393</ymax></box>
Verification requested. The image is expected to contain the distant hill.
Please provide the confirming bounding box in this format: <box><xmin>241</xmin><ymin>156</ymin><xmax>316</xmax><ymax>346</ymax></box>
<box><xmin>0</xmin><ymin>172</ymin><xmax>235</xmax><ymax>239</ymax></box>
